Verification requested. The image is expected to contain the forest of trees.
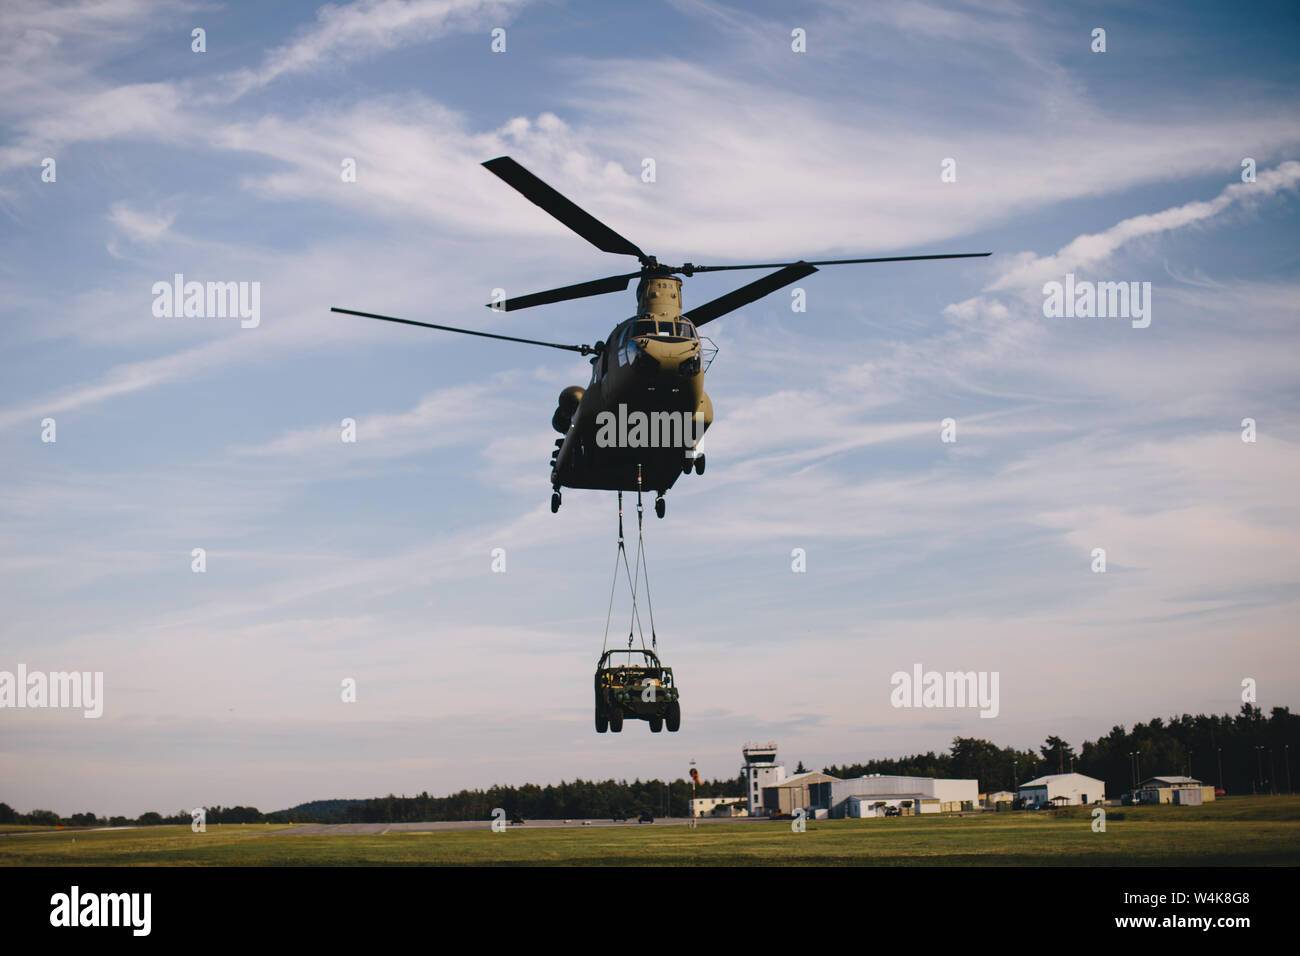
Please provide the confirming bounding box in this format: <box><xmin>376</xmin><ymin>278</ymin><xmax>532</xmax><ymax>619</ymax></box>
<box><xmin>4</xmin><ymin>705</ymin><xmax>1294</xmax><ymax>826</ymax></box>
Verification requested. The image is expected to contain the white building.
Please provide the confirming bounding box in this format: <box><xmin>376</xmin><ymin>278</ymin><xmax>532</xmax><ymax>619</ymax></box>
<box><xmin>816</xmin><ymin>774</ymin><xmax>980</xmax><ymax>817</ymax></box>
<box><xmin>688</xmin><ymin>796</ymin><xmax>748</xmax><ymax>818</ymax></box>
<box><xmin>1018</xmin><ymin>773</ymin><xmax>1105</xmax><ymax>807</ymax></box>
<box><xmin>741</xmin><ymin>743</ymin><xmax>786</xmax><ymax>816</ymax></box>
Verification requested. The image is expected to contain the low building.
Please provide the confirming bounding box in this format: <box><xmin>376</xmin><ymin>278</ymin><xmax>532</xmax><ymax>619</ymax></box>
<box><xmin>1018</xmin><ymin>773</ymin><xmax>1105</xmax><ymax>808</ymax></box>
<box><xmin>1136</xmin><ymin>776</ymin><xmax>1214</xmax><ymax>805</ymax></box>
<box><xmin>761</xmin><ymin>771</ymin><xmax>839</xmax><ymax>816</ymax></box>
<box><xmin>982</xmin><ymin>790</ymin><xmax>1016</xmax><ymax>809</ymax></box>
<box><xmin>688</xmin><ymin>797</ymin><xmax>748</xmax><ymax>818</ymax></box>
<box><xmin>813</xmin><ymin>774</ymin><xmax>979</xmax><ymax>818</ymax></box>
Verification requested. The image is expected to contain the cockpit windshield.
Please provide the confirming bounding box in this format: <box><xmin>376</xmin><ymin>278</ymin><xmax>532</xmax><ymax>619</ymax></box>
<box><xmin>630</xmin><ymin>318</ymin><xmax>698</xmax><ymax>339</ymax></box>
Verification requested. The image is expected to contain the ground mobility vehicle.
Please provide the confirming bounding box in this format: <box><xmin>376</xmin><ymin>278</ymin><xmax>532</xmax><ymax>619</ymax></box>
<box><xmin>594</xmin><ymin>648</ymin><xmax>680</xmax><ymax>733</ymax></box>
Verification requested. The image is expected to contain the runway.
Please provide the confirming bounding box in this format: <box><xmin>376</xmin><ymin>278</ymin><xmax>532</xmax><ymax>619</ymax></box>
<box><xmin>280</xmin><ymin>816</ymin><xmax>756</xmax><ymax>834</ymax></box>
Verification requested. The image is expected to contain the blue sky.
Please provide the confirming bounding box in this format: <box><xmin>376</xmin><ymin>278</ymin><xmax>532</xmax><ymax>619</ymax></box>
<box><xmin>1</xmin><ymin>0</ymin><xmax>1298</xmax><ymax>816</ymax></box>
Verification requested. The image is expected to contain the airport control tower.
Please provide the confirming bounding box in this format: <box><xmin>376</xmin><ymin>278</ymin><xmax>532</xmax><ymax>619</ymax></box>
<box><xmin>741</xmin><ymin>742</ymin><xmax>786</xmax><ymax>816</ymax></box>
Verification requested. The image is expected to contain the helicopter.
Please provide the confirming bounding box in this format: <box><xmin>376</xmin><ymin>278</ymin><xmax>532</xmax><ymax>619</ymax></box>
<box><xmin>333</xmin><ymin>156</ymin><xmax>989</xmax><ymax>518</ymax></box>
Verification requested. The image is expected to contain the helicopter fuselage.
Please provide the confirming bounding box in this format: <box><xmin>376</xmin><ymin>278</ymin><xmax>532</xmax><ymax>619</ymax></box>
<box><xmin>551</xmin><ymin>276</ymin><xmax>713</xmax><ymax>495</ymax></box>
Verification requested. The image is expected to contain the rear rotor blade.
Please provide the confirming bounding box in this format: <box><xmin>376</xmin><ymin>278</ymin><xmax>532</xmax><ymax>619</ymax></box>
<box><xmin>483</xmin><ymin>156</ymin><xmax>648</xmax><ymax>261</ymax></box>
<box><xmin>490</xmin><ymin>271</ymin><xmax>641</xmax><ymax>311</ymax></box>
<box><xmin>686</xmin><ymin>252</ymin><xmax>990</xmax><ymax>274</ymax></box>
<box><xmin>682</xmin><ymin>262</ymin><xmax>818</xmax><ymax>327</ymax></box>
<box><xmin>331</xmin><ymin>308</ymin><xmax>594</xmax><ymax>354</ymax></box>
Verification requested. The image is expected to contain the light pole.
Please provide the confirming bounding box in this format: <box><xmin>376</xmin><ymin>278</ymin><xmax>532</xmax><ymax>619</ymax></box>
<box><xmin>1217</xmin><ymin>747</ymin><xmax>1224</xmax><ymax>793</ymax></box>
<box><xmin>1128</xmin><ymin>752</ymin><xmax>1136</xmax><ymax>791</ymax></box>
<box><xmin>689</xmin><ymin>759</ymin><xmax>697</xmax><ymax>828</ymax></box>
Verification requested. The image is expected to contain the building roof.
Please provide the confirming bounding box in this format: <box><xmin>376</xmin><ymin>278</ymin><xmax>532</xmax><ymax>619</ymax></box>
<box><xmin>765</xmin><ymin>771</ymin><xmax>838</xmax><ymax>788</ymax></box>
<box><xmin>848</xmin><ymin>793</ymin><xmax>931</xmax><ymax>801</ymax></box>
<box><xmin>1139</xmin><ymin>776</ymin><xmax>1202</xmax><ymax>786</ymax></box>
<box><xmin>1019</xmin><ymin>773</ymin><xmax>1104</xmax><ymax>789</ymax></box>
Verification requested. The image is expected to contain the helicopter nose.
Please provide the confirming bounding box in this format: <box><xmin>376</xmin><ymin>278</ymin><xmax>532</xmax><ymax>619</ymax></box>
<box><xmin>640</xmin><ymin>337</ymin><xmax>697</xmax><ymax>373</ymax></box>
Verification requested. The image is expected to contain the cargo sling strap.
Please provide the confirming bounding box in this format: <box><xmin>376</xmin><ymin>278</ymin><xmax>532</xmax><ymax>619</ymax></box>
<box><xmin>601</xmin><ymin>470</ymin><xmax>658</xmax><ymax>654</ymax></box>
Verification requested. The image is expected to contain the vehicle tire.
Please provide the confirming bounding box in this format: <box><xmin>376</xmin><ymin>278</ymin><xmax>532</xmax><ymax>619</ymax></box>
<box><xmin>609</xmin><ymin>709</ymin><xmax>624</xmax><ymax>733</ymax></box>
<box><xmin>551</xmin><ymin>492</ymin><xmax>561</xmax><ymax>513</ymax></box>
<box><xmin>649</xmin><ymin>716</ymin><xmax>663</xmax><ymax>733</ymax></box>
<box><xmin>666</xmin><ymin>700</ymin><xmax>681</xmax><ymax>732</ymax></box>
<box><xmin>695</xmin><ymin>453</ymin><xmax>705</xmax><ymax>475</ymax></box>
<box><xmin>595</xmin><ymin>706</ymin><xmax>607</xmax><ymax>733</ymax></box>
<box><xmin>682</xmin><ymin>456</ymin><xmax>694</xmax><ymax>475</ymax></box>
<box><xmin>654</xmin><ymin>496</ymin><xmax>665</xmax><ymax>519</ymax></box>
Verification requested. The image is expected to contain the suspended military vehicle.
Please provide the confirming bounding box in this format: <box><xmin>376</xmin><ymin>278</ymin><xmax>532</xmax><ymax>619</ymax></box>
<box><xmin>594</xmin><ymin>648</ymin><xmax>680</xmax><ymax>734</ymax></box>
<box><xmin>332</xmin><ymin>156</ymin><xmax>989</xmax><ymax>517</ymax></box>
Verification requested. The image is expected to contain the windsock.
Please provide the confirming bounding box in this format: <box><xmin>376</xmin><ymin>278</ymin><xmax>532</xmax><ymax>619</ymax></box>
<box><xmin>690</xmin><ymin>768</ymin><xmax>701</xmax><ymax>786</ymax></box>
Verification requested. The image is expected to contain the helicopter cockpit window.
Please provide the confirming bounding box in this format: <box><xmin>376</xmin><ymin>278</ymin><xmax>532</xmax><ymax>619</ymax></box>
<box><xmin>676</xmin><ymin>321</ymin><xmax>698</xmax><ymax>339</ymax></box>
<box><xmin>633</xmin><ymin>319</ymin><xmax>657</xmax><ymax>337</ymax></box>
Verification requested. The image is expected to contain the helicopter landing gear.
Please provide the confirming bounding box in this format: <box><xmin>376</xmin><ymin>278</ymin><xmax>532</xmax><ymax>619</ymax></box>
<box><xmin>551</xmin><ymin>490</ymin><xmax>561</xmax><ymax>513</ymax></box>
<box><xmin>694</xmin><ymin>453</ymin><xmax>705</xmax><ymax>475</ymax></box>
<box><xmin>654</xmin><ymin>495</ymin><xmax>665</xmax><ymax>519</ymax></box>
<box><xmin>682</xmin><ymin>456</ymin><xmax>693</xmax><ymax>475</ymax></box>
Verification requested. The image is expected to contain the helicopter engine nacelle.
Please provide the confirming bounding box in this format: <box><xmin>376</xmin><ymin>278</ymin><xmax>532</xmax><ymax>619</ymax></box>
<box><xmin>552</xmin><ymin>385</ymin><xmax>585</xmax><ymax>433</ymax></box>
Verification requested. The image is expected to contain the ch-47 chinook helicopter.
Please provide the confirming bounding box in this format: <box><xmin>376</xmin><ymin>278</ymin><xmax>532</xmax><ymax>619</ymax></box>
<box><xmin>333</xmin><ymin>156</ymin><xmax>989</xmax><ymax>518</ymax></box>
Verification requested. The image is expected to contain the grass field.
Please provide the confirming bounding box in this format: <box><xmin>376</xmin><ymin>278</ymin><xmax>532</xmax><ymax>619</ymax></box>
<box><xmin>2</xmin><ymin>797</ymin><xmax>1297</xmax><ymax>866</ymax></box>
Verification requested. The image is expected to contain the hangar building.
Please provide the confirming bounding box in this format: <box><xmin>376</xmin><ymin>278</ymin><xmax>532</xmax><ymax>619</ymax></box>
<box><xmin>762</xmin><ymin>772</ymin><xmax>840</xmax><ymax>817</ymax></box>
<box><xmin>1018</xmin><ymin>772</ymin><xmax>1105</xmax><ymax>807</ymax></box>
<box><xmin>809</xmin><ymin>774</ymin><xmax>979</xmax><ymax>817</ymax></box>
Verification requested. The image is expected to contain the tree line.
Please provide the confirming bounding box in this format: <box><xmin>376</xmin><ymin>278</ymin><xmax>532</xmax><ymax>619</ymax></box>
<box><xmin>824</xmin><ymin>704</ymin><xmax>1297</xmax><ymax>798</ymax></box>
<box><xmin>4</xmin><ymin>704</ymin><xmax>1294</xmax><ymax>826</ymax></box>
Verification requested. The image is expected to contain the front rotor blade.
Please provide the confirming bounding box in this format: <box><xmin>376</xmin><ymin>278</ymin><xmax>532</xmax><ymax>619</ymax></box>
<box><xmin>331</xmin><ymin>308</ymin><xmax>592</xmax><ymax>354</ymax></box>
<box><xmin>682</xmin><ymin>262</ymin><xmax>818</xmax><ymax>327</ymax></box>
<box><xmin>491</xmin><ymin>271</ymin><xmax>641</xmax><ymax>311</ymax></box>
<box><xmin>687</xmin><ymin>252</ymin><xmax>990</xmax><ymax>273</ymax></box>
<box><xmin>483</xmin><ymin>156</ymin><xmax>647</xmax><ymax>261</ymax></box>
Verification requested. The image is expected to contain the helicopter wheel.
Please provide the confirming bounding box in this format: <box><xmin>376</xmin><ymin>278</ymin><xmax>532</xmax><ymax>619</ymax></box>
<box><xmin>694</xmin><ymin>453</ymin><xmax>705</xmax><ymax>476</ymax></box>
<box><xmin>654</xmin><ymin>496</ymin><xmax>665</xmax><ymax>519</ymax></box>
<box><xmin>551</xmin><ymin>491</ymin><xmax>561</xmax><ymax>513</ymax></box>
<box><xmin>682</xmin><ymin>456</ymin><xmax>693</xmax><ymax>475</ymax></box>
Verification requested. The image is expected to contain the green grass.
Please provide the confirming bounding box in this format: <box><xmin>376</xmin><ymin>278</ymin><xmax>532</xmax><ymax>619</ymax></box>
<box><xmin>2</xmin><ymin>797</ymin><xmax>1297</xmax><ymax>866</ymax></box>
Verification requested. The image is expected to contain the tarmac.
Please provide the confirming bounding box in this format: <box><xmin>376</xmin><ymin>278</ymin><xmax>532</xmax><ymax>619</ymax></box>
<box><xmin>280</xmin><ymin>816</ymin><xmax>756</xmax><ymax>834</ymax></box>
